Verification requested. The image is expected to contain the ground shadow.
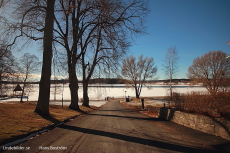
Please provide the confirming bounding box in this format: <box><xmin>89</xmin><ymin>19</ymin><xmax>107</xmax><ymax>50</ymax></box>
<box><xmin>41</xmin><ymin>114</ymin><xmax>61</xmax><ymax>124</ymax></box>
<box><xmin>96</xmin><ymin>109</ymin><xmax>140</xmax><ymax>112</ymax></box>
<box><xmin>87</xmin><ymin>113</ymin><xmax>164</xmax><ymax>121</ymax></box>
<box><xmin>58</xmin><ymin>124</ymin><xmax>221</xmax><ymax>153</ymax></box>
<box><xmin>211</xmin><ymin>117</ymin><xmax>230</xmax><ymax>139</ymax></box>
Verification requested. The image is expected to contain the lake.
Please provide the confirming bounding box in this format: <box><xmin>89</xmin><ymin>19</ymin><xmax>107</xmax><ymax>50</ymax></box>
<box><xmin>0</xmin><ymin>84</ymin><xmax>207</xmax><ymax>106</ymax></box>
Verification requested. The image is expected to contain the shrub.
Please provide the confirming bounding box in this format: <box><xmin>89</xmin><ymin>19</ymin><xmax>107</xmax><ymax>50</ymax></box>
<box><xmin>170</xmin><ymin>91</ymin><xmax>230</xmax><ymax>119</ymax></box>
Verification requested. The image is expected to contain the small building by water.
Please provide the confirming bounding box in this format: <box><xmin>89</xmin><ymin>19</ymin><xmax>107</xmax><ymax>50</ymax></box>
<box><xmin>13</xmin><ymin>84</ymin><xmax>22</xmax><ymax>97</ymax></box>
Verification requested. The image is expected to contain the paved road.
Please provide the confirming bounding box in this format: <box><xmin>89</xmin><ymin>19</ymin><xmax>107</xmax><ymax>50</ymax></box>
<box><xmin>4</xmin><ymin>100</ymin><xmax>230</xmax><ymax>153</ymax></box>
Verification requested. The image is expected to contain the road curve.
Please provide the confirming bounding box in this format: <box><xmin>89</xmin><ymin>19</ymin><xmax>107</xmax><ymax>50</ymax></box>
<box><xmin>4</xmin><ymin>100</ymin><xmax>230</xmax><ymax>153</ymax></box>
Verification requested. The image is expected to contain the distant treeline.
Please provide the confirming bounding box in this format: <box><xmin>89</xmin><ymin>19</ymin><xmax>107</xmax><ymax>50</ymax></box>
<box><xmin>88</xmin><ymin>78</ymin><xmax>127</xmax><ymax>84</ymax></box>
<box><xmin>0</xmin><ymin>81</ymin><xmax>39</xmax><ymax>84</ymax></box>
<box><xmin>151</xmin><ymin>79</ymin><xmax>191</xmax><ymax>83</ymax></box>
<box><xmin>1</xmin><ymin>78</ymin><xmax>191</xmax><ymax>84</ymax></box>
<box><xmin>88</xmin><ymin>78</ymin><xmax>191</xmax><ymax>84</ymax></box>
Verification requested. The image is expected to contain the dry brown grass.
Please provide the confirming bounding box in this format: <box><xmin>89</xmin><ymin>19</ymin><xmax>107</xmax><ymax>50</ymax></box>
<box><xmin>0</xmin><ymin>102</ymin><xmax>95</xmax><ymax>143</ymax></box>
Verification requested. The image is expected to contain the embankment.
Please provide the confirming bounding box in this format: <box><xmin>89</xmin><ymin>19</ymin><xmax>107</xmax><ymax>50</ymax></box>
<box><xmin>159</xmin><ymin>107</ymin><xmax>230</xmax><ymax>140</ymax></box>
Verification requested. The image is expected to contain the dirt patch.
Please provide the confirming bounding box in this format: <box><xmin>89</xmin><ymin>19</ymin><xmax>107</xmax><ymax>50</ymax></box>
<box><xmin>120</xmin><ymin>101</ymin><xmax>161</xmax><ymax>118</ymax></box>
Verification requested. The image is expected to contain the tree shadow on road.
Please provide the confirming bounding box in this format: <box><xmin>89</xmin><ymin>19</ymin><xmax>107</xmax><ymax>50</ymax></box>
<box><xmin>41</xmin><ymin>114</ymin><xmax>61</xmax><ymax>124</ymax></box>
<box><xmin>87</xmin><ymin>113</ymin><xmax>164</xmax><ymax>121</ymax></box>
<box><xmin>96</xmin><ymin>109</ymin><xmax>140</xmax><ymax>112</ymax></box>
<box><xmin>58</xmin><ymin>124</ymin><xmax>221</xmax><ymax>153</ymax></box>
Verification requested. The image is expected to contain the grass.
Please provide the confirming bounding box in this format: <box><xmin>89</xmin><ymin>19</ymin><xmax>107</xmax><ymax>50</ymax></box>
<box><xmin>0</xmin><ymin>102</ymin><xmax>95</xmax><ymax>143</ymax></box>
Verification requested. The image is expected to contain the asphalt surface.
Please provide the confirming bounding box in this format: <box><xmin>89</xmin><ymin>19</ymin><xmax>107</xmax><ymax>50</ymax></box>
<box><xmin>3</xmin><ymin>100</ymin><xmax>230</xmax><ymax>153</ymax></box>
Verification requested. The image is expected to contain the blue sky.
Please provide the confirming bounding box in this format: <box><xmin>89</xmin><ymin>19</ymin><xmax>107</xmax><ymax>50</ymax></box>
<box><xmin>15</xmin><ymin>0</ymin><xmax>230</xmax><ymax>80</ymax></box>
<box><xmin>129</xmin><ymin>0</ymin><xmax>230</xmax><ymax>79</ymax></box>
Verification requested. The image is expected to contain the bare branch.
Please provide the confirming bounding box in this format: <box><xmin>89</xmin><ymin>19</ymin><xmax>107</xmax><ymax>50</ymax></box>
<box><xmin>122</xmin><ymin>54</ymin><xmax>157</xmax><ymax>98</ymax></box>
<box><xmin>188</xmin><ymin>50</ymin><xmax>230</xmax><ymax>94</ymax></box>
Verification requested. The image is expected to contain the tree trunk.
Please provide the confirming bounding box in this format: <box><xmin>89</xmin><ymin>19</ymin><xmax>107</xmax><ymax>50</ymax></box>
<box><xmin>135</xmin><ymin>86</ymin><xmax>140</xmax><ymax>99</ymax></box>
<box><xmin>0</xmin><ymin>73</ymin><xmax>2</xmax><ymax>95</ymax></box>
<box><xmin>35</xmin><ymin>0</ymin><xmax>55</xmax><ymax>117</ymax></box>
<box><xmin>20</xmin><ymin>74</ymin><xmax>28</xmax><ymax>103</ymax></box>
<box><xmin>168</xmin><ymin>75</ymin><xmax>173</xmax><ymax>108</ymax></box>
<box><xmin>82</xmin><ymin>81</ymin><xmax>90</xmax><ymax>107</ymax></box>
<box><xmin>20</xmin><ymin>83</ymin><xmax>25</xmax><ymax>103</ymax></box>
<box><xmin>68</xmin><ymin>65</ymin><xmax>79</xmax><ymax>110</ymax></box>
<box><xmin>169</xmin><ymin>75</ymin><xmax>173</xmax><ymax>98</ymax></box>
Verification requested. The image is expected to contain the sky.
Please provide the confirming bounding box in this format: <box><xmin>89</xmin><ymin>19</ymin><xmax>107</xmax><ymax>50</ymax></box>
<box><xmin>129</xmin><ymin>0</ymin><xmax>230</xmax><ymax>79</ymax></box>
<box><xmin>14</xmin><ymin>0</ymin><xmax>230</xmax><ymax>80</ymax></box>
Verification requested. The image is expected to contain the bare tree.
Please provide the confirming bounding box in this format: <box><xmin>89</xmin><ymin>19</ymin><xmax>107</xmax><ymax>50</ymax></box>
<box><xmin>80</xmin><ymin>7</ymin><xmax>132</xmax><ymax>106</ymax></box>
<box><xmin>122</xmin><ymin>55</ymin><xmax>157</xmax><ymax>99</ymax></box>
<box><xmin>18</xmin><ymin>53</ymin><xmax>40</xmax><ymax>102</ymax></box>
<box><xmin>52</xmin><ymin>0</ymin><xmax>86</xmax><ymax>110</ymax></box>
<box><xmin>2</xmin><ymin>0</ymin><xmax>148</xmax><ymax>110</ymax></box>
<box><xmin>0</xmin><ymin>0</ymin><xmax>55</xmax><ymax>116</ymax></box>
<box><xmin>188</xmin><ymin>50</ymin><xmax>230</xmax><ymax>94</ymax></box>
<box><xmin>53</xmin><ymin>0</ymin><xmax>149</xmax><ymax>108</ymax></box>
<box><xmin>35</xmin><ymin>0</ymin><xmax>55</xmax><ymax>116</ymax></box>
<box><xmin>162</xmin><ymin>46</ymin><xmax>179</xmax><ymax>99</ymax></box>
<box><xmin>80</xmin><ymin>30</ymin><xmax>130</xmax><ymax>106</ymax></box>
<box><xmin>80</xmin><ymin>0</ymin><xmax>148</xmax><ymax>106</ymax></box>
